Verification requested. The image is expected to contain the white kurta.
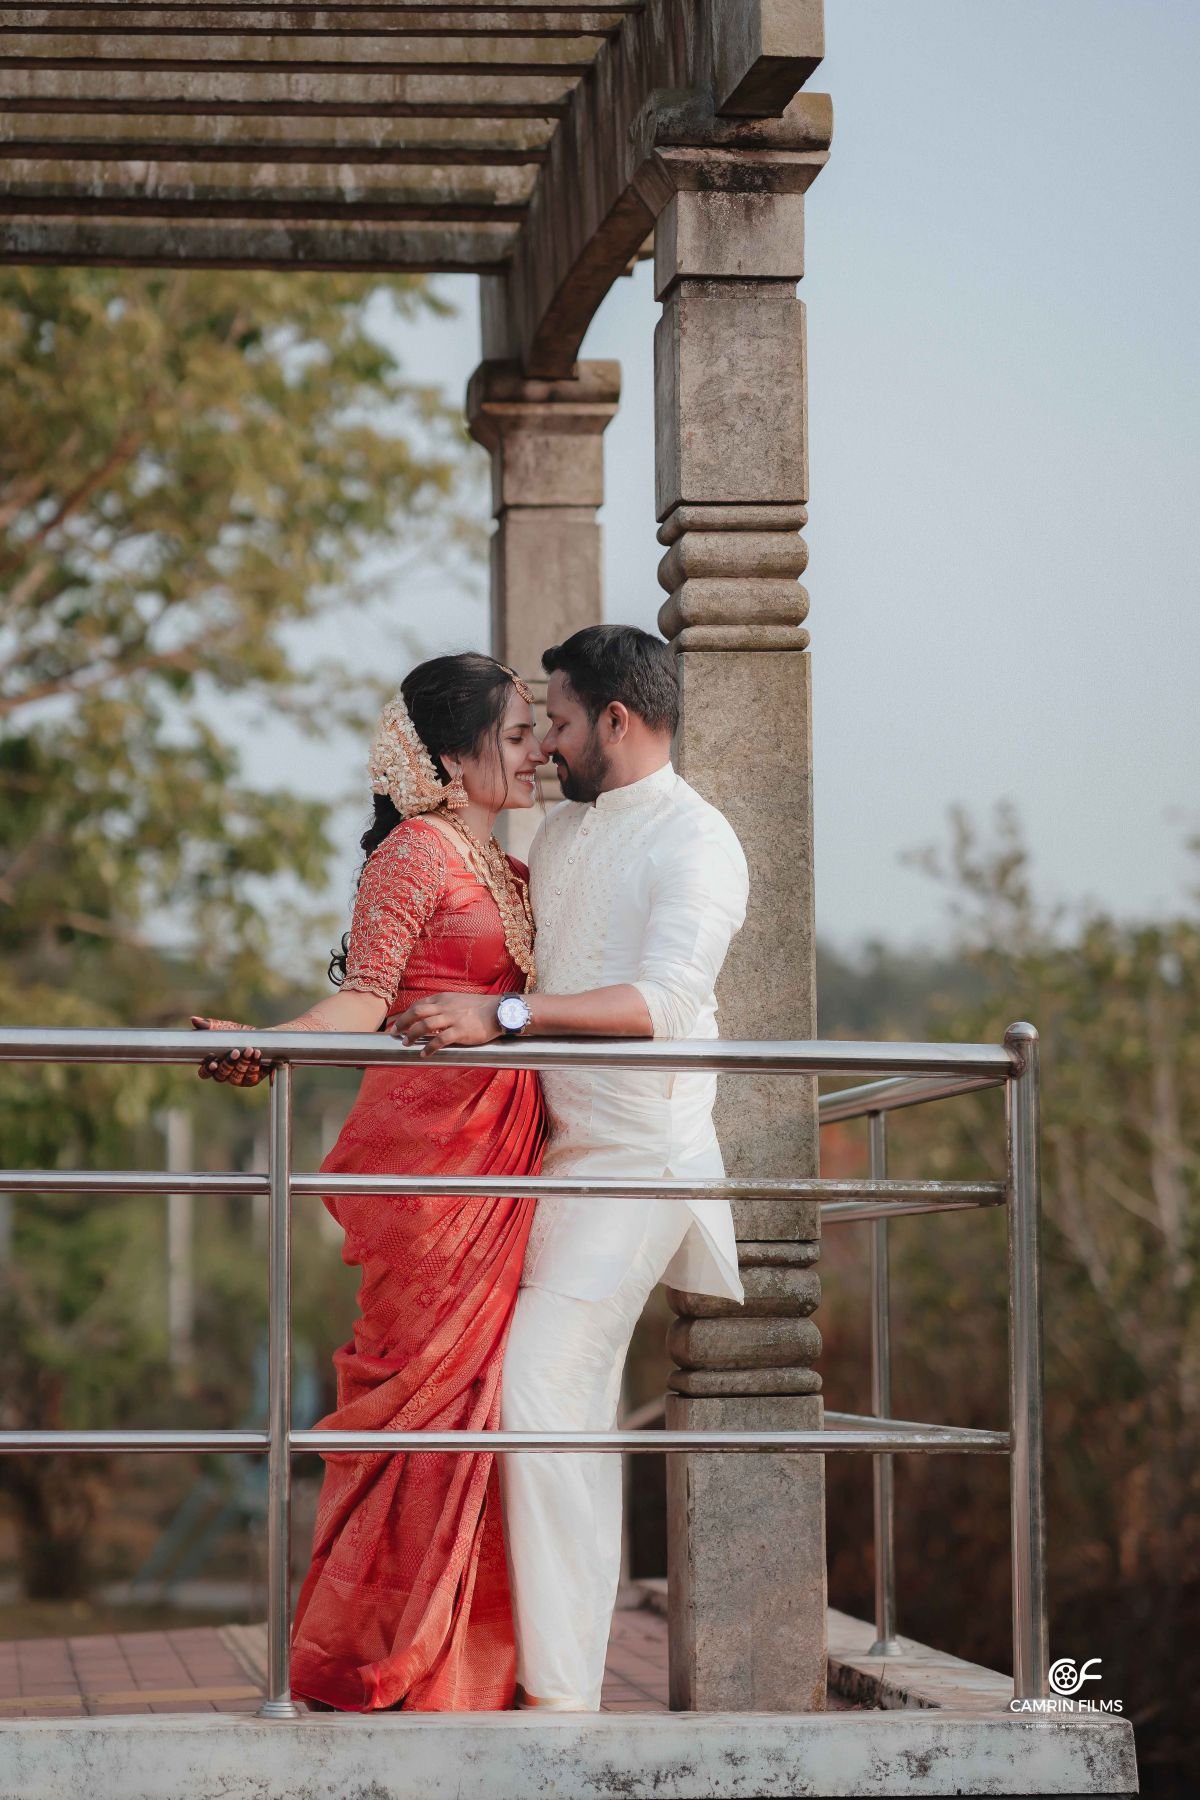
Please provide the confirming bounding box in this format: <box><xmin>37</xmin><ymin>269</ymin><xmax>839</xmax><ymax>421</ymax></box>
<box><xmin>524</xmin><ymin>760</ymin><xmax>749</xmax><ymax>1303</ymax></box>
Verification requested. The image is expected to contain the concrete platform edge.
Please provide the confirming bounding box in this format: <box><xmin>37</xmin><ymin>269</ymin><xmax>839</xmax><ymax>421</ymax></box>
<box><xmin>0</xmin><ymin>1705</ymin><xmax>1138</xmax><ymax>1800</ymax></box>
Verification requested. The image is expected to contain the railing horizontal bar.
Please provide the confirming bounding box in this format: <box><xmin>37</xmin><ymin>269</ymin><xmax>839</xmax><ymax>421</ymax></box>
<box><xmin>0</xmin><ymin>1424</ymin><xmax>1011</xmax><ymax>1456</ymax></box>
<box><xmin>825</xmin><ymin>1410</ymin><xmax>1007</xmax><ymax>1443</ymax></box>
<box><xmin>0</xmin><ymin>1170</ymin><xmax>268</xmax><ymax>1195</ymax></box>
<box><xmin>824</xmin><ymin>1199</ymin><xmax>987</xmax><ymax>1224</ymax></box>
<box><xmin>818</xmin><ymin>1073</ymin><xmax>1006</xmax><ymax>1124</ymax></box>
<box><xmin>822</xmin><ymin>1187</ymin><xmax>1006</xmax><ymax>1223</ymax></box>
<box><xmin>0</xmin><ymin>1170</ymin><xmax>1006</xmax><ymax>1204</ymax></box>
<box><xmin>0</xmin><ymin>1025</ymin><xmax>1017</xmax><ymax>1079</ymax></box>
<box><xmin>293</xmin><ymin>1428</ymin><xmax>1010</xmax><ymax>1455</ymax></box>
<box><xmin>0</xmin><ymin>1431</ymin><xmax>269</xmax><ymax>1452</ymax></box>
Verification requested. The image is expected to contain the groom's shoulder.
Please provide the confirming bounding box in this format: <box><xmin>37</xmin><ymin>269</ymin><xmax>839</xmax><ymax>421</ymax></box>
<box><xmin>662</xmin><ymin>778</ymin><xmax>747</xmax><ymax>866</ymax></box>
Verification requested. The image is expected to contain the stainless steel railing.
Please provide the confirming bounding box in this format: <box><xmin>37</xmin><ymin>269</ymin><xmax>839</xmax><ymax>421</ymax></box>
<box><xmin>0</xmin><ymin>1023</ymin><xmax>1046</xmax><ymax>1711</ymax></box>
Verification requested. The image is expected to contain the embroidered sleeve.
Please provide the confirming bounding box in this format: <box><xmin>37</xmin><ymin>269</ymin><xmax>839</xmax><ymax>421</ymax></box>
<box><xmin>343</xmin><ymin>823</ymin><xmax>446</xmax><ymax>1005</ymax></box>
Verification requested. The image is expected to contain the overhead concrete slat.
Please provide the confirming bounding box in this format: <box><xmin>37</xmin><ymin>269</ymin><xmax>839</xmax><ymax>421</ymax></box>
<box><xmin>0</xmin><ymin>110</ymin><xmax>555</xmax><ymax>158</ymax></box>
<box><xmin>0</xmin><ymin>156</ymin><xmax>537</xmax><ymax>207</ymax></box>
<box><xmin>2</xmin><ymin>194</ymin><xmax>527</xmax><ymax>222</ymax></box>
<box><xmin>15</xmin><ymin>1</ymin><xmax>633</xmax><ymax>9</ymax></box>
<box><xmin>0</xmin><ymin>31</ymin><xmax>602</xmax><ymax>68</ymax></box>
<box><xmin>0</xmin><ymin>215</ymin><xmax>519</xmax><ymax>268</ymax></box>
<box><xmin>0</xmin><ymin>67</ymin><xmax>579</xmax><ymax>113</ymax></box>
<box><xmin>0</xmin><ymin>8</ymin><xmax>632</xmax><ymax>33</ymax></box>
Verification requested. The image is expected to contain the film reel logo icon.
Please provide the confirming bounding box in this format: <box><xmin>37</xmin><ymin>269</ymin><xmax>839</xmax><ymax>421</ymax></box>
<box><xmin>1049</xmin><ymin>1657</ymin><xmax>1102</xmax><ymax>1697</ymax></box>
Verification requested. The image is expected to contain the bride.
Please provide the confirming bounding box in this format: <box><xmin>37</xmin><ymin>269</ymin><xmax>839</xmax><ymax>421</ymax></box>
<box><xmin>192</xmin><ymin>653</ymin><xmax>547</xmax><ymax>1711</ymax></box>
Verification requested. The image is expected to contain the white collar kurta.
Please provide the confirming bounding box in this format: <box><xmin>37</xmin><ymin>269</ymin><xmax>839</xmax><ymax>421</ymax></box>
<box><xmin>524</xmin><ymin>762</ymin><xmax>748</xmax><ymax>1304</ymax></box>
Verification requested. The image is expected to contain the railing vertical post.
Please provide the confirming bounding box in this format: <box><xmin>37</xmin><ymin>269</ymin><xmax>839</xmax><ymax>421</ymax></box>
<box><xmin>258</xmin><ymin>1060</ymin><xmax>302</xmax><ymax>1720</ymax></box>
<box><xmin>866</xmin><ymin>1111</ymin><xmax>901</xmax><ymax>1656</ymax></box>
<box><xmin>1005</xmin><ymin>1022</ymin><xmax>1049</xmax><ymax>1700</ymax></box>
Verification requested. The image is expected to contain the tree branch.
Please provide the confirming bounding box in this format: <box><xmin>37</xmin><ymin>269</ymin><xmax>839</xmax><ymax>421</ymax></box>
<box><xmin>0</xmin><ymin>424</ymin><xmax>150</xmax><ymax>582</ymax></box>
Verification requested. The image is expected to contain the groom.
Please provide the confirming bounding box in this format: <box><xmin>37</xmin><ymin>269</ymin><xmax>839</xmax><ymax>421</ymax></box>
<box><xmin>393</xmin><ymin>623</ymin><xmax>748</xmax><ymax>1710</ymax></box>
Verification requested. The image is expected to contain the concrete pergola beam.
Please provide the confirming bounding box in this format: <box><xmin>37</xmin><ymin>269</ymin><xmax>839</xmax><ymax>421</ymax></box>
<box><xmin>0</xmin><ymin>215</ymin><xmax>518</xmax><ymax>268</ymax></box>
<box><xmin>0</xmin><ymin>30</ymin><xmax>605</xmax><ymax>67</ymax></box>
<box><xmin>487</xmin><ymin>0</ymin><xmax>829</xmax><ymax>376</ymax></box>
<box><xmin>0</xmin><ymin>156</ymin><xmax>539</xmax><ymax>207</ymax></box>
<box><xmin>711</xmin><ymin>0</ymin><xmax>824</xmax><ymax>114</ymax></box>
<box><xmin>5</xmin><ymin>7</ymin><xmax>633</xmax><ymax>31</ymax></box>
<box><xmin>0</xmin><ymin>67</ymin><xmax>579</xmax><ymax>113</ymax></box>
<box><xmin>0</xmin><ymin>110</ymin><xmax>556</xmax><ymax>160</ymax></box>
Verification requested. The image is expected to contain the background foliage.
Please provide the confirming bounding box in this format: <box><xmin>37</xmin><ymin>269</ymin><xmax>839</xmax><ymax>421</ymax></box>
<box><xmin>817</xmin><ymin>807</ymin><xmax>1199</xmax><ymax>1798</ymax></box>
<box><xmin>0</xmin><ymin>266</ymin><xmax>478</xmax><ymax>1597</ymax></box>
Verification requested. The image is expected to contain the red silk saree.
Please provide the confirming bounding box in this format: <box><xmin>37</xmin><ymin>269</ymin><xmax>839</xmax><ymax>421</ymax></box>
<box><xmin>290</xmin><ymin>819</ymin><xmax>546</xmax><ymax>1712</ymax></box>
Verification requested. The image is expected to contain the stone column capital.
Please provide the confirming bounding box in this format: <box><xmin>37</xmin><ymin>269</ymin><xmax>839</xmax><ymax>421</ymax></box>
<box><xmin>629</xmin><ymin>88</ymin><xmax>833</xmax><ymax>186</ymax></box>
<box><xmin>629</xmin><ymin>94</ymin><xmax>829</xmax><ymax>301</ymax></box>
<box><xmin>465</xmin><ymin>359</ymin><xmax>621</xmax><ymax>449</ymax></box>
<box><xmin>466</xmin><ymin>358</ymin><xmax>621</xmax><ymax>516</ymax></box>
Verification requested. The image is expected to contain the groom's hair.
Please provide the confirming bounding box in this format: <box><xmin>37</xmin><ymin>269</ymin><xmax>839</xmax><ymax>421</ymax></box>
<box><xmin>542</xmin><ymin>624</ymin><xmax>679</xmax><ymax>736</ymax></box>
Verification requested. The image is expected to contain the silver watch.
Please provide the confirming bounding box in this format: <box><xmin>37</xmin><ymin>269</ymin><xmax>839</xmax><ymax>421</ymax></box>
<box><xmin>496</xmin><ymin>994</ymin><xmax>533</xmax><ymax>1036</ymax></box>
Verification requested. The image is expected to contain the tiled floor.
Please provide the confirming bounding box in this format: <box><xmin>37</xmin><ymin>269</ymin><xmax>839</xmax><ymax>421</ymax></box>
<box><xmin>0</xmin><ymin>1627</ymin><xmax>261</xmax><ymax>1719</ymax></box>
<box><xmin>601</xmin><ymin>1607</ymin><xmax>669</xmax><ymax>1712</ymax></box>
<box><xmin>0</xmin><ymin>1608</ymin><xmax>669</xmax><ymax>1718</ymax></box>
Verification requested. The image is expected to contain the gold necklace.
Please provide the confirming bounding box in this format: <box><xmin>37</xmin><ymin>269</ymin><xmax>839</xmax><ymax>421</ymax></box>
<box><xmin>444</xmin><ymin>814</ymin><xmax>536</xmax><ymax>991</ymax></box>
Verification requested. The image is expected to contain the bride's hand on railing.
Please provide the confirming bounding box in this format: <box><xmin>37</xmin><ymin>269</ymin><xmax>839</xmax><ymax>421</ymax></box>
<box><xmin>190</xmin><ymin>1016</ymin><xmax>273</xmax><ymax>1087</ymax></box>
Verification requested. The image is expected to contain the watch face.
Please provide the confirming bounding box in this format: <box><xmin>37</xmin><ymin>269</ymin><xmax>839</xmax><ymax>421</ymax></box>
<box><xmin>497</xmin><ymin>996</ymin><xmax>528</xmax><ymax>1031</ymax></box>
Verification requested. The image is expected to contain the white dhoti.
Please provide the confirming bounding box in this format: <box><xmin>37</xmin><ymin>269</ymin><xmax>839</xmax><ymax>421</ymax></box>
<box><xmin>499</xmin><ymin>1202</ymin><xmax>690</xmax><ymax>1711</ymax></box>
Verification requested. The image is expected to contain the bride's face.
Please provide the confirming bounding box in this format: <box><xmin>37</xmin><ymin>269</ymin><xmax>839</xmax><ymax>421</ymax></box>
<box><xmin>458</xmin><ymin>687</ymin><xmax>546</xmax><ymax>813</ymax></box>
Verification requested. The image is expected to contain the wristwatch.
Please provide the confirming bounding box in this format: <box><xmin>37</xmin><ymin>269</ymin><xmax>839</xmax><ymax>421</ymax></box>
<box><xmin>496</xmin><ymin>994</ymin><xmax>533</xmax><ymax>1036</ymax></box>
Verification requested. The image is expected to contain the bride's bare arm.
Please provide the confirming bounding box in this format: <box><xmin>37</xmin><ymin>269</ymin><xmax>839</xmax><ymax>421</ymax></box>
<box><xmin>192</xmin><ymin>987</ymin><xmax>388</xmax><ymax>1086</ymax></box>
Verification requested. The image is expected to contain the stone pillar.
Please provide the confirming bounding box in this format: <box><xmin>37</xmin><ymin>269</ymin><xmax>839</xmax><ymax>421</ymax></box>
<box><xmin>466</xmin><ymin>359</ymin><xmax>620</xmax><ymax>859</ymax></box>
<box><xmin>635</xmin><ymin>134</ymin><xmax>827</xmax><ymax>1711</ymax></box>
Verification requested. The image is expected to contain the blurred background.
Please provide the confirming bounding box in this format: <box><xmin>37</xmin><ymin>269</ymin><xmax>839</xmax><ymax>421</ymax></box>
<box><xmin>0</xmin><ymin>1</ymin><xmax>1195</xmax><ymax>1791</ymax></box>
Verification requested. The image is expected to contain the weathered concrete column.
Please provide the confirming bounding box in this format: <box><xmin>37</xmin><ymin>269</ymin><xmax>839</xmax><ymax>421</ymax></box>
<box><xmin>634</xmin><ymin>121</ymin><xmax>828</xmax><ymax>1712</ymax></box>
<box><xmin>466</xmin><ymin>359</ymin><xmax>620</xmax><ymax>858</ymax></box>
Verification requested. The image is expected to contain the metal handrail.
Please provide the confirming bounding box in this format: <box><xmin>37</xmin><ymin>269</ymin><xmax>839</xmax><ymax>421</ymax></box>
<box><xmin>0</xmin><ymin>1025</ymin><xmax>1016</xmax><ymax>1077</ymax></box>
<box><xmin>1</xmin><ymin>1422</ymin><xmax>1010</xmax><ymax>1456</ymax></box>
<box><xmin>0</xmin><ymin>1169</ymin><xmax>1006</xmax><ymax>1207</ymax></box>
<box><xmin>0</xmin><ymin>1022</ymin><xmax>1046</xmax><ymax>1712</ymax></box>
<box><xmin>816</xmin><ymin>1071</ymin><xmax>1004</xmax><ymax>1122</ymax></box>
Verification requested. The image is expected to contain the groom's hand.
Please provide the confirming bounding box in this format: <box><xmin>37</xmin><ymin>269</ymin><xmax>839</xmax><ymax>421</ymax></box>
<box><xmin>389</xmin><ymin>993</ymin><xmax>504</xmax><ymax>1054</ymax></box>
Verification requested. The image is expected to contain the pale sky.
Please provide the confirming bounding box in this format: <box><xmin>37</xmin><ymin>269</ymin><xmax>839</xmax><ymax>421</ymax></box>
<box><xmin>274</xmin><ymin>0</ymin><xmax>1200</xmax><ymax>952</ymax></box>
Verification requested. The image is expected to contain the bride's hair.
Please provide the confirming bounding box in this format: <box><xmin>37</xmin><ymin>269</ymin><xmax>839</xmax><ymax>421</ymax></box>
<box><xmin>328</xmin><ymin>652</ymin><xmax>521</xmax><ymax>986</ymax></box>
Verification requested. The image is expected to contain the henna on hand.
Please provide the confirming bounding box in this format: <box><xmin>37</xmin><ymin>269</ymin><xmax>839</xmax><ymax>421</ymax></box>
<box><xmin>190</xmin><ymin>1015</ymin><xmax>266</xmax><ymax>1086</ymax></box>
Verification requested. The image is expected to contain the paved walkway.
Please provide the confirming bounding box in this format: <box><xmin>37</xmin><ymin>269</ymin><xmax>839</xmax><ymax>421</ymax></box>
<box><xmin>0</xmin><ymin>1606</ymin><xmax>670</xmax><ymax>1718</ymax></box>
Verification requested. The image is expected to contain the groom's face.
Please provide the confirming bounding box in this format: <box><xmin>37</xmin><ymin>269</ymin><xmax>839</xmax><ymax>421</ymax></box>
<box><xmin>542</xmin><ymin>670</ymin><xmax>611</xmax><ymax>803</ymax></box>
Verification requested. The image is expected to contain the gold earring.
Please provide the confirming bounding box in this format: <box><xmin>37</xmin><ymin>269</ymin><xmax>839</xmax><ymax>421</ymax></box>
<box><xmin>445</xmin><ymin>770</ymin><xmax>468</xmax><ymax>810</ymax></box>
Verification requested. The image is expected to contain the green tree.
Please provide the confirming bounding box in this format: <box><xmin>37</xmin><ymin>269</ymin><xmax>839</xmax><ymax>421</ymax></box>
<box><xmin>0</xmin><ymin>266</ymin><xmax>479</xmax><ymax>986</ymax></box>
<box><xmin>0</xmin><ymin>268</ymin><xmax>480</xmax><ymax>1595</ymax></box>
<box><xmin>822</xmin><ymin>807</ymin><xmax>1199</xmax><ymax>1795</ymax></box>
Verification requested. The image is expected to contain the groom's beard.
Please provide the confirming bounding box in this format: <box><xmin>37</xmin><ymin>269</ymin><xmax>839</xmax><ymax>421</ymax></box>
<box><xmin>553</xmin><ymin>732</ymin><xmax>610</xmax><ymax>803</ymax></box>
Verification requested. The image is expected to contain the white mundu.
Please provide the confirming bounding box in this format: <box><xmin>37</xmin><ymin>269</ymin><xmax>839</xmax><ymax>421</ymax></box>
<box><xmin>500</xmin><ymin>760</ymin><xmax>749</xmax><ymax>1711</ymax></box>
